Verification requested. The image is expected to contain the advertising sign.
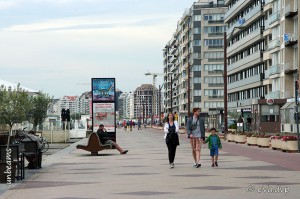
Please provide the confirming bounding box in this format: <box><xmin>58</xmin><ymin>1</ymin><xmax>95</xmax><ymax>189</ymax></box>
<box><xmin>92</xmin><ymin>78</ymin><xmax>115</xmax><ymax>102</ymax></box>
<box><xmin>93</xmin><ymin>103</ymin><xmax>115</xmax><ymax>132</ymax></box>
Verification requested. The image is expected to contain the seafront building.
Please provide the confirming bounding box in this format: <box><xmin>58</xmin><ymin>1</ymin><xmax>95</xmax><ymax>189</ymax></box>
<box><xmin>225</xmin><ymin>0</ymin><xmax>299</xmax><ymax>133</ymax></box>
<box><xmin>163</xmin><ymin>0</ymin><xmax>227</xmax><ymax>127</ymax></box>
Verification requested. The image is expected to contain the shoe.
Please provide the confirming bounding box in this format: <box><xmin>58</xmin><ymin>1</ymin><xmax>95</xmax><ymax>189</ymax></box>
<box><xmin>121</xmin><ymin>150</ymin><xmax>129</xmax><ymax>154</ymax></box>
<box><xmin>215</xmin><ymin>162</ymin><xmax>218</xmax><ymax>167</ymax></box>
<box><xmin>196</xmin><ymin>163</ymin><xmax>201</xmax><ymax>168</ymax></box>
<box><xmin>193</xmin><ymin>163</ymin><xmax>197</xmax><ymax>167</ymax></box>
<box><xmin>170</xmin><ymin>163</ymin><xmax>174</xmax><ymax>168</ymax></box>
<box><xmin>211</xmin><ymin>163</ymin><xmax>215</xmax><ymax>167</ymax></box>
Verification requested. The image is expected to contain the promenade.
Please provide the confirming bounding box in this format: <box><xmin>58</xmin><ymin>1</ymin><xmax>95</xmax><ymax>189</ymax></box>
<box><xmin>0</xmin><ymin>127</ymin><xmax>299</xmax><ymax>199</ymax></box>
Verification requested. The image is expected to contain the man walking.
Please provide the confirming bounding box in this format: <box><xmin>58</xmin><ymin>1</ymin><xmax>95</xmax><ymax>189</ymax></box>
<box><xmin>186</xmin><ymin>108</ymin><xmax>205</xmax><ymax>168</ymax></box>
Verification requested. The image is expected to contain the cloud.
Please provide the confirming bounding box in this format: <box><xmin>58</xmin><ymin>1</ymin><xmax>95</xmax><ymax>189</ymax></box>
<box><xmin>0</xmin><ymin>0</ymin><xmax>18</xmax><ymax>10</ymax></box>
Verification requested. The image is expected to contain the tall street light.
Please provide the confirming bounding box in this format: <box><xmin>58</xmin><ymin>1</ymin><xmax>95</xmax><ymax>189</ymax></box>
<box><xmin>223</xmin><ymin>25</ymin><xmax>245</xmax><ymax>140</ymax></box>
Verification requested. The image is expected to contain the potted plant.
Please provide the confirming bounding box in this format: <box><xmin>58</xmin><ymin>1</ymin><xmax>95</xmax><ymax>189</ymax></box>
<box><xmin>227</xmin><ymin>131</ymin><xmax>235</xmax><ymax>142</ymax></box>
<box><xmin>246</xmin><ymin>132</ymin><xmax>258</xmax><ymax>146</ymax></box>
<box><xmin>257</xmin><ymin>133</ymin><xmax>271</xmax><ymax>148</ymax></box>
<box><xmin>270</xmin><ymin>135</ymin><xmax>281</xmax><ymax>150</ymax></box>
<box><xmin>234</xmin><ymin>130</ymin><xmax>246</xmax><ymax>144</ymax></box>
<box><xmin>280</xmin><ymin>136</ymin><xmax>298</xmax><ymax>152</ymax></box>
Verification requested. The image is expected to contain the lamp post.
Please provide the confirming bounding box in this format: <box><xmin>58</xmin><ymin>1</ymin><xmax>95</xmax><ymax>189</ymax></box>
<box><xmin>294</xmin><ymin>74</ymin><xmax>300</xmax><ymax>152</ymax></box>
<box><xmin>223</xmin><ymin>32</ymin><xmax>228</xmax><ymax>140</ymax></box>
<box><xmin>223</xmin><ymin>25</ymin><xmax>245</xmax><ymax>140</ymax></box>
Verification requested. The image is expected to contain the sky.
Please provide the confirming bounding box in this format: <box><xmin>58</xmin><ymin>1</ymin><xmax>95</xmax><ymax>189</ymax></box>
<box><xmin>0</xmin><ymin>0</ymin><xmax>197</xmax><ymax>98</ymax></box>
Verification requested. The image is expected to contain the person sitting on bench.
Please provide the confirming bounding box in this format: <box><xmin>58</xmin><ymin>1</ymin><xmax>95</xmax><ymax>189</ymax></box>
<box><xmin>96</xmin><ymin>124</ymin><xmax>129</xmax><ymax>155</ymax></box>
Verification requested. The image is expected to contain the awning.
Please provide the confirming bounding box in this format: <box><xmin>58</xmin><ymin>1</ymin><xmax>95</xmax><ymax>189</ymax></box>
<box><xmin>280</xmin><ymin>102</ymin><xmax>295</xmax><ymax>110</ymax></box>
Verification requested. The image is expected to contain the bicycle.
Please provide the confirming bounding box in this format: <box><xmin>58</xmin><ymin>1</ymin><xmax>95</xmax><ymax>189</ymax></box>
<box><xmin>12</xmin><ymin>128</ymin><xmax>49</xmax><ymax>153</ymax></box>
<box><xmin>39</xmin><ymin>136</ymin><xmax>49</xmax><ymax>153</ymax></box>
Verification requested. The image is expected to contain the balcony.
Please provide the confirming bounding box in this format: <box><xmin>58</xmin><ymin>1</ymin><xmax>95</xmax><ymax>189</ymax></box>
<box><xmin>268</xmin><ymin>64</ymin><xmax>281</xmax><ymax>76</ymax></box>
<box><xmin>224</xmin><ymin>0</ymin><xmax>246</xmax><ymax>21</ymax></box>
<box><xmin>284</xmin><ymin>33</ymin><xmax>298</xmax><ymax>46</ymax></box>
<box><xmin>268</xmin><ymin>37</ymin><xmax>280</xmax><ymax>50</ymax></box>
<box><xmin>284</xmin><ymin>62</ymin><xmax>297</xmax><ymax>74</ymax></box>
<box><xmin>285</xmin><ymin>4</ymin><xmax>298</xmax><ymax>18</ymax></box>
<box><xmin>227</xmin><ymin>4</ymin><xmax>261</xmax><ymax>34</ymax></box>
<box><xmin>228</xmin><ymin>74</ymin><xmax>261</xmax><ymax>90</ymax></box>
<box><xmin>265</xmin><ymin>90</ymin><xmax>281</xmax><ymax>99</ymax></box>
<box><xmin>228</xmin><ymin>51</ymin><xmax>262</xmax><ymax>73</ymax></box>
<box><xmin>269</xmin><ymin>12</ymin><xmax>280</xmax><ymax>25</ymax></box>
<box><xmin>228</xmin><ymin>28</ymin><xmax>261</xmax><ymax>53</ymax></box>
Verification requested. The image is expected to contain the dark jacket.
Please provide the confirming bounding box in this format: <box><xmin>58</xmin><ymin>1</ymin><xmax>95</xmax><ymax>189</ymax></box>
<box><xmin>97</xmin><ymin>129</ymin><xmax>110</xmax><ymax>144</ymax></box>
<box><xmin>186</xmin><ymin>116</ymin><xmax>205</xmax><ymax>140</ymax></box>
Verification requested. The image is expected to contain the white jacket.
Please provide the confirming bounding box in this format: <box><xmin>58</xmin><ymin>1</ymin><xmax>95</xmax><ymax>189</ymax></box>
<box><xmin>164</xmin><ymin>121</ymin><xmax>179</xmax><ymax>139</ymax></box>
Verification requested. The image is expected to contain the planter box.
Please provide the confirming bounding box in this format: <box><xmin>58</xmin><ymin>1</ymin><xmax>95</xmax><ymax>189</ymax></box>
<box><xmin>227</xmin><ymin>134</ymin><xmax>235</xmax><ymax>142</ymax></box>
<box><xmin>271</xmin><ymin>139</ymin><xmax>281</xmax><ymax>150</ymax></box>
<box><xmin>247</xmin><ymin>137</ymin><xmax>257</xmax><ymax>145</ymax></box>
<box><xmin>257</xmin><ymin>137</ymin><xmax>270</xmax><ymax>147</ymax></box>
<box><xmin>234</xmin><ymin>134</ymin><xmax>246</xmax><ymax>143</ymax></box>
<box><xmin>280</xmin><ymin>140</ymin><xmax>299</xmax><ymax>152</ymax></box>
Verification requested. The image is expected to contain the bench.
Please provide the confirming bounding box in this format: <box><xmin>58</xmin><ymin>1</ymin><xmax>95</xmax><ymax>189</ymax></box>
<box><xmin>76</xmin><ymin>132</ymin><xmax>112</xmax><ymax>156</ymax></box>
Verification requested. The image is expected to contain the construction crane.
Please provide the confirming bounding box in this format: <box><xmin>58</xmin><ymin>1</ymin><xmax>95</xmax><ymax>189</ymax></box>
<box><xmin>145</xmin><ymin>72</ymin><xmax>164</xmax><ymax>126</ymax></box>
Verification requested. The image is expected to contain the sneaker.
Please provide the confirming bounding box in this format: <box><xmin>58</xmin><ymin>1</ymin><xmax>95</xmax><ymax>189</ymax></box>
<box><xmin>211</xmin><ymin>163</ymin><xmax>215</xmax><ymax>167</ymax></box>
<box><xmin>170</xmin><ymin>163</ymin><xmax>174</xmax><ymax>168</ymax></box>
<box><xmin>196</xmin><ymin>163</ymin><xmax>201</xmax><ymax>168</ymax></box>
<box><xmin>193</xmin><ymin>163</ymin><xmax>197</xmax><ymax>167</ymax></box>
<box><xmin>215</xmin><ymin>162</ymin><xmax>218</xmax><ymax>167</ymax></box>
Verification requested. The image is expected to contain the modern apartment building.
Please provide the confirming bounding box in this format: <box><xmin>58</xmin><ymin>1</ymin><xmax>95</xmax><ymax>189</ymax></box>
<box><xmin>118</xmin><ymin>92</ymin><xmax>134</xmax><ymax>120</ymax></box>
<box><xmin>133</xmin><ymin>84</ymin><xmax>161</xmax><ymax>123</ymax></box>
<box><xmin>163</xmin><ymin>0</ymin><xmax>227</xmax><ymax>127</ymax></box>
<box><xmin>225</xmin><ymin>0</ymin><xmax>299</xmax><ymax>133</ymax></box>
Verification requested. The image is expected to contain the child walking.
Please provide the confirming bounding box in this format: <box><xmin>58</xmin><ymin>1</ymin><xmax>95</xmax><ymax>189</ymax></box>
<box><xmin>204</xmin><ymin>128</ymin><xmax>222</xmax><ymax>167</ymax></box>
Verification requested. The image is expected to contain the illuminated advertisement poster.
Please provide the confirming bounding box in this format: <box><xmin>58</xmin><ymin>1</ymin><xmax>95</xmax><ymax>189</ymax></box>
<box><xmin>93</xmin><ymin>103</ymin><xmax>115</xmax><ymax>133</ymax></box>
<box><xmin>92</xmin><ymin>78</ymin><xmax>115</xmax><ymax>102</ymax></box>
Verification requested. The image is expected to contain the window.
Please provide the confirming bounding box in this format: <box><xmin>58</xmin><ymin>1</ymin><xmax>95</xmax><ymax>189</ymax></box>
<box><xmin>204</xmin><ymin>64</ymin><xmax>223</xmax><ymax>72</ymax></box>
<box><xmin>193</xmin><ymin>40</ymin><xmax>201</xmax><ymax>46</ymax></box>
<box><xmin>194</xmin><ymin>90</ymin><xmax>201</xmax><ymax>96</ymax></box>
<box><xmin>194</xmin><ymin>15</ymin><xmax>201</xmax><ymax>21</ymax></box>
<box><xmin>194</xmin><ymin>77</ymin><xmax>201</xmax><ymax>83</ymax></box>
<box><xmin>194</xmin><ymin>27</ymin><xmax>201</xmax><ymax>34</ymax></box>
<box><xmin>193</xmin><ymin>65</ymin><xmax>201</xmax><ymax>71</ymax></box>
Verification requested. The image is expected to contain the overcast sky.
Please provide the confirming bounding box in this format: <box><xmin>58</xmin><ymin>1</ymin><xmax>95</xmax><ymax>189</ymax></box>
<box><xmin>0</xmin><ymin>0</ymin><xmax>196</xmax><ymax>98</ymax></box>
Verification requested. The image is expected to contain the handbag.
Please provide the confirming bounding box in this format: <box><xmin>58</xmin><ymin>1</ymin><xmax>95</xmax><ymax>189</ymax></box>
<box><xmin>190</xmin><ymin>118</ymin><xmax>199</xmax><ymax>131</ymax></box>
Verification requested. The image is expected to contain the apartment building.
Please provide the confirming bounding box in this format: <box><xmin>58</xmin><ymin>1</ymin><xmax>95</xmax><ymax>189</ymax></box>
<box><xmin>163</xmin><ymin>0</ymin><xmax>226</xmax><ymax>127</ymax></box>
<box><xmin>133</xmin><ymin>84</ymin><xmax>161</xmax><ymax>123</ymax></box>
<box><xmin>225</xmin><ymin>0</ymin><xmax>299</xmax><ymax>133</ymax></box>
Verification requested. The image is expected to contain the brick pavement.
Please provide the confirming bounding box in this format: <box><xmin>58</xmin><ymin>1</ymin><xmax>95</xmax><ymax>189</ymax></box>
<box><xmin>0</xmin><ymin>127</ymin><xmax>299</xmax><ymax>199</ymax></box>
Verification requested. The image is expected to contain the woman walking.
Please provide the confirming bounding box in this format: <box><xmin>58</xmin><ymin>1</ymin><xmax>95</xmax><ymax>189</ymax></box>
<box><xmin>164</xmin><ymin>113</ymin><xmax>179</xmax><ymax>168</ymax></box>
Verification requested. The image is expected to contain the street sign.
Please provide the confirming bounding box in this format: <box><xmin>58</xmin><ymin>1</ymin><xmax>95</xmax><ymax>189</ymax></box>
<box><xmin>239</xmin><ymin>18</ymin><xmax>245</xmax><ymax>25</ymax></box>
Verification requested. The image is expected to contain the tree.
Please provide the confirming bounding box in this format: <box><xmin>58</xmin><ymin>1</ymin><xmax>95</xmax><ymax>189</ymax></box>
<box><xmin>0</xmin><ymin>84</ymin><xmax>30</xmax><ymax>146</ymax></box>
<box><xmin>27</xmin><ymin>92</ymin><xmax>52</xmax><ymax>132</ymax></box>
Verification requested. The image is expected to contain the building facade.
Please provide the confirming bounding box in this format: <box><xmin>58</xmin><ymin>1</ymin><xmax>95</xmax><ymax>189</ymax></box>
<box><xmin>163</xmin><ymin>0</ymin><xmax>227</xmax><ymax>127</ymax></box>
<box><xmin>225</xmin><ymin>0</ymin><xmax>299</xmax><ymax>133</ymax></box>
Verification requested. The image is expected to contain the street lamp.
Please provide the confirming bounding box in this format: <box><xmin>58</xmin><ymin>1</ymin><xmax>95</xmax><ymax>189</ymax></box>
<box><xmin>223</xmin><ymin>25</ymin><xmax>245</xmax><ymax>140</ymax></box>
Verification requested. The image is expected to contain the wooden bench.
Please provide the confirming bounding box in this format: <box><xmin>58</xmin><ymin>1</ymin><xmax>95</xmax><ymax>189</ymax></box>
<box><xmin>76</xmin><ymin>132</ymin><xmax>112</xmax><ymax>156</ymax></box>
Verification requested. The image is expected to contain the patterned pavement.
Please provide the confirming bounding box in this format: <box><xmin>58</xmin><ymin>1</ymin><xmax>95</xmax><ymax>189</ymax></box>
<box><xmin>0</xmin><ymin>127</ymin><xmax>299</xmax><ymax>199</ymax></box>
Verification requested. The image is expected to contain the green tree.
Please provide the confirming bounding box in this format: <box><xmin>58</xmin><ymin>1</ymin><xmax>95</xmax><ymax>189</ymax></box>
<box><xmin>27</xmin><ymin>92</ymin><xmax>52</xmax><ymax>132</ymax></box>
<box><xmin>0</xmin><ymin>84</ymin><xmax>30</xmax><ymax>145</ymax></box>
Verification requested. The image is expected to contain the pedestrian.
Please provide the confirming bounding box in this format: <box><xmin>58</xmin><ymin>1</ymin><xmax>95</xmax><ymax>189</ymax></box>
<box><xmin>137</xmin><ymin>119</ymin><xmax>142</xmax><ymax>130</ymax></box>
<box><xmin>204</xmin><ymin>128</ymin><xmax>222</xmax><ymax>167</ymax></box>
<box><xmin>186</xmin><ymin>108</ymin><xmax>205</xmax><ymax>168</ymax></box>
<box><xmin>164</xmin><ymin>112</ymin><xmax>179</xmax><ymax>168</ymax></box>
<box><xmin>97</xmin><ymin>124</ymin><xmax>129</xmax><ymax>154</ymax></box>
<box><xmin>246</xmin><ymin>116</ymin><xmax>252</xmax><ymax>131</ymax></box>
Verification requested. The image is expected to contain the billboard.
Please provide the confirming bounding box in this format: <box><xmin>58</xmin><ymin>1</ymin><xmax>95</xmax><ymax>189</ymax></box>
<box><xmin>92</xmin><ymin>78</ymin><xmax>115</xmax><ymax>102</ymax></box>
<box><xmin>92</xmin><ymin>103</ymin><xmax>115</xmax><ymax>132</ymax></box>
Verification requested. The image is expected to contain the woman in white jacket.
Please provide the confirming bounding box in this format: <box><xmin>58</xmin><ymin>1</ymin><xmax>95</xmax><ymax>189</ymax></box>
<box><xmin>164</xmin><ymin>113</ymin><xmax>179</xmax><ymax>168</ymax></box>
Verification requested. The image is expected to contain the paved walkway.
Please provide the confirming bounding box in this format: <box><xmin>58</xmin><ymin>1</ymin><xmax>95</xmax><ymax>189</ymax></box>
<box><xmin>0</xmin><ymin>127</ymin><xmax>299</xmax><ymax>199</ymax></box>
